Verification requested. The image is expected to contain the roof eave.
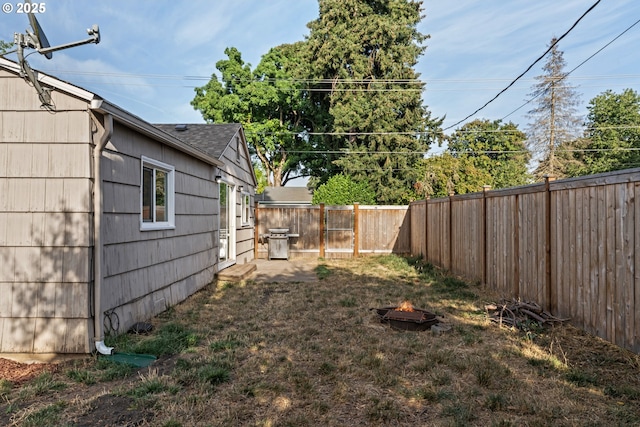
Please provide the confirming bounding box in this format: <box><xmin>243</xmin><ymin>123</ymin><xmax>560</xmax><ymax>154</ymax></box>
<box><xmin>0</xmin><ymin>58</ymin><xmax>223</xmax><ymax>168</ymax></box>
<box><xmin>91</xmin><ymin>99</ymin><xmax>224</xmax><ymax>167</ymax></box>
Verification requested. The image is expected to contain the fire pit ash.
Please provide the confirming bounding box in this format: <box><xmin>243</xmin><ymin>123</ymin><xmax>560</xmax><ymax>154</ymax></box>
<box><xmin>372</xmin><ymin>301</ymin><xmax>440</xmax><ymax>331</ymax></box>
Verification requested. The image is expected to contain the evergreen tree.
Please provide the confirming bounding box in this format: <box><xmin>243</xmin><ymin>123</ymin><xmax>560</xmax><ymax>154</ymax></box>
<box><xmin>526</xmin><ymin>38</ymin><xmax>582</xmax><ymax>180</ymax></box>
<box><xmin>304</xmin><ymin>0</ymin><xmax>442</xmax><ymax>204</ymax></box>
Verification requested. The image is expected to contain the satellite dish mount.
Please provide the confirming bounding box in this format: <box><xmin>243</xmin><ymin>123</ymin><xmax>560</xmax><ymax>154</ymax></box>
<box><xmin>13</xmin><ymin>0</ymin><xmax>100</xmax><ymax>108</ymax></box>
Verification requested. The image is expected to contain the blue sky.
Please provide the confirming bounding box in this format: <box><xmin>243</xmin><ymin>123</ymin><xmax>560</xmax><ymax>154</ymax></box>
<box><xmin>2</xmin><ymin>0</ymin><xmax>639</xmax><ymax>138</ymax></box>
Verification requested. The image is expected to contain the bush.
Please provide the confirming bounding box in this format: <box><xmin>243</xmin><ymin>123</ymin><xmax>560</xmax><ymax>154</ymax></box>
<box><xmin>312</xmin><ymin>174</ymin><xmax>376</xmax><ymax>205</ymax></box>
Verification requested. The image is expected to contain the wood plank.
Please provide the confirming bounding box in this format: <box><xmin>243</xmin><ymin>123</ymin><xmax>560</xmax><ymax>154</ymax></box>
<box><xmin>588</xmin><ymin>186</ymin><xmax>598</xmax><ymax>336</ymax></box>
<box><xmin>597</xmin><ymin>185</ymin><xmax>607</xmax><ymax>338</ymax></box>
<box><xmin>605</xmin><ymin>185</ymin><xmax>615</xmax><ymax>344</ymax></box>
<box><xmin>623</xmin><ymin>183</ymin><xmax>634</xmax><ymax>350</ymax></box>
<box><xmin>217</xmin><ymin>262</ymin><xmax>257</xmax><ymax>282</ymax></box>
<box><xmin>634</xmin><ymin>183</ymin><xmax>640</xmax><ymax>352</ymax></box>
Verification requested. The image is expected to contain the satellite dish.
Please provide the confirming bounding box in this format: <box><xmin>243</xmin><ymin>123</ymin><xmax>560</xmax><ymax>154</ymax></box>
<box><xmin>11</xmin><ymin>0</ymin><xmax>101</xmax><ymax>108</ymax></box>
<box><xmin>27</xmin><ymin>12</ymin><xmax>52</xmax><ymax>59</ymax></box>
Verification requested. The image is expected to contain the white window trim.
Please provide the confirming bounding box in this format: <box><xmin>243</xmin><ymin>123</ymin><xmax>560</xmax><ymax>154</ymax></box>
<box><xmin>241</xmin><ymin>191</ymin><xmax>251</xmax><ymax>226</ymax></box>
<box><xmin>140</xmin><ymin>156</ymin><xmax>175</xmax><ymax>231</ymax></box>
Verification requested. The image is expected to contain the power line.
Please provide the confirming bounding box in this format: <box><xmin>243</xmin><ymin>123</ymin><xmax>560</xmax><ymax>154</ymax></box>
<box><xmin>251</xmin><ymin>147</ymin><xmax>640</xmax><ymax>156</ymax></box>
<box><xmin>501</xmin><ymin>16</ymin><xmax>640</xmax><ymax>121</ymax></box>
<box><xmin>443</xmin><ymin>0</ymin><xmax>602</xmax><ymax>131</ymax></box>
<box><xmin>244</xmin><ymin>124</ymin><xmax>640</xmax><ymax>138</ymax></box>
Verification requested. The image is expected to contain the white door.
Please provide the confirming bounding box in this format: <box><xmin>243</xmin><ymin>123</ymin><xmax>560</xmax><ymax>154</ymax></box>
<box><xmin>218</xmin><ymin>181</ymin><xmax>236</xmax><ymax>269</ymax></box>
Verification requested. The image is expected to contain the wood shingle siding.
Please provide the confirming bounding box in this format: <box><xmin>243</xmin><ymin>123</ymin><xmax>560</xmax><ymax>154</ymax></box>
<box><xmin>1</xmin><ymin>58</ymin><xmax>256</xmax><ymax>354</ymax></box>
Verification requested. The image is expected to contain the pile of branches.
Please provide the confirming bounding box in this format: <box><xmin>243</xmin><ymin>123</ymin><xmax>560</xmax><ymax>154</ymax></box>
<box><xmin>485</xmin><ymin>299</ymin><xmax>569</xmax><ymax>329</ymax></box>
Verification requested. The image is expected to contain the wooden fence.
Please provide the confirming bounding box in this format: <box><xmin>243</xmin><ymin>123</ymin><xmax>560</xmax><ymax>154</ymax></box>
<box><xmin>409</xmin><ymin>168</ymin><xmax>640</xmax><ymax>354</ymax></box>
<box><xmin>255</xmin><ymin>204</ymin><xmax>410</xmax><ymax>259</ymax></box>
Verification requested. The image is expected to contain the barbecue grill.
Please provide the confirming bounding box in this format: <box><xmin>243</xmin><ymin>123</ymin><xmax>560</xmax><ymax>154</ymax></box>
<box><xmin>265</xmin><ymin>228</ymin><xmax>299</xmax><ymax>260</ymax></box>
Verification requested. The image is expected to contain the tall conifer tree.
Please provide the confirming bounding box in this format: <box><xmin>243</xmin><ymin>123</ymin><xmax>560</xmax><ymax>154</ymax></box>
<box><xmin>526</xmin><ymin>38</ymin><xmax>582</xmax><ymax>180</ymax></box>
<box><xmin>304</xmin><ymin>0</ymin><xmax>442</xmax><ymax>203</ymax></box>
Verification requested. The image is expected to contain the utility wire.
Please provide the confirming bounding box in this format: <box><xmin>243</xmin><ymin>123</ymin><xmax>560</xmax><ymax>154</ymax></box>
<box><xmin>501</xmin><ymin>16</ymin><xmax>640</xmax><ymax>121</ymax></box>
<box><xmin>244</xmin><ymin>125</ymin><xmax>640</xmax><ymax>138</ymax></box>
<box><xmin>443</xmin><ymin>0</ymin><xmax>602</xmax><ymax>131</ymax></box>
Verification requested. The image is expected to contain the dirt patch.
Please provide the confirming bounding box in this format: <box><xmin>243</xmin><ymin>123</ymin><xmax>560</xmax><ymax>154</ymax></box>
<box><xmin>72</xmin><ymin>394</ymin><xmax>153</xmax><ymax>427</ymax></box>
<box><xmin>0</xmin><ymin>358</ymin><xmax>57</xmax><ymax>385</ymax></box>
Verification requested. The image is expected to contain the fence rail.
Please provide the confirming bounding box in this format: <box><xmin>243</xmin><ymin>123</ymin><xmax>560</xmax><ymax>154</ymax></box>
<box><xmin>255</xmin><ymin>204</ymin><xmax>410</xmax><ymax>259</ymax></box>
<box><xmin>409</xmin><ymin>168</ymin><xmax>640</xmax><ymax>354</ymax></box>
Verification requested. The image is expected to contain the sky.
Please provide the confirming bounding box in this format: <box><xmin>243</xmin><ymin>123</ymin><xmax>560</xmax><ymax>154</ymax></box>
<box><xmin>1</xmin><ymin>0</ymin><xmax>639</xmax><ymax>151</ymax></box>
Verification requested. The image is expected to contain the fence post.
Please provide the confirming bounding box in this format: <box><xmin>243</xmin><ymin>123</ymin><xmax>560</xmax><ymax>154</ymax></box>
<box><xmin>482</xmin><ymin>185</ymin><xmax>491</xmax><ymax>286</ymax></box>
<box><xmin>514</xmin><ymin>192</ymin><xmax>520</xmax><ymax>299</ymax></box>
<box><xmin>319</xmin><ymin>203</ymin><xmax>325</xmax><ymax>258</ymax></box>
<box><xmin>448</xmin><ymin>192</ymin><xmax>454</xmax><ymax>271</ymax></box>
<box><xmin>254</xmin><ymin>202</ymin><xmax>260</xmax><ymax>259</ymax></box>
<box><xmin>544</xmin><ymin>175</ymin><xmax>555</xmax><ymax>312</ymax></box>
<box><xmin>353</xmin><ymin>203</ymin><xmax>359</xmax><ymax>257</ymax></box>
<box><xmin>424</xmin><ymin>196</ymin><xmax>429</xmax><ymax>262</ymax></box>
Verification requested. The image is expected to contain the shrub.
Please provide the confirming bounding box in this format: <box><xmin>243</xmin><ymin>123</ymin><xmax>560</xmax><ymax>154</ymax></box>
<box><xmin>312</xmin><ymin>174</ymin><xmax>376</xmax><ymax>205</ymax></box>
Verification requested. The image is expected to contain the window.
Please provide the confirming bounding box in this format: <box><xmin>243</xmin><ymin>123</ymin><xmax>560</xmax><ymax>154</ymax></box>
<box><xmin>241</xmin><ymin>192</ymin><xmax>251</xmax><ymax>226</ymax></box>
<box><xmin>141</xmin><ymin>156</ymin><xmax>175</xmax><ymax>230</ymax></box>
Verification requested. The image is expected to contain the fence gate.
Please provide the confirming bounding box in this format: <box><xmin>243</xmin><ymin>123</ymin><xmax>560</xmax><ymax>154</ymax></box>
<box><xmin>325</xmin><ymin>206</ymin><xmax>353</xmax><ymax>255</ymax></box>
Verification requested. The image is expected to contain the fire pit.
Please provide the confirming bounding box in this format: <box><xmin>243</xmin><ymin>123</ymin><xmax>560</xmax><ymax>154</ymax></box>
<box><xmin>373</xmin><ymin>301</ymin><xmax>439</xmax><ymax>331</ymax></box>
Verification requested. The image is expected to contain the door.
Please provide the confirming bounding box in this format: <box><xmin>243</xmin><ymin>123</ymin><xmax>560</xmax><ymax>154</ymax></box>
<box><xmin>218</xmin><ymin>181</ymin><xmax>236</xmax><ymax>269</ymax></box>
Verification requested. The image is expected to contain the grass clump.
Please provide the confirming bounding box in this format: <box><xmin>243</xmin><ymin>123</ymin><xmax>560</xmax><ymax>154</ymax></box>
<box><xmin>0</xmin><ymin>379</ymin><xmax>12</xmax><ymax>396</ymax></box>
<box><xmin>315</xmin><ymin>264</ymin><xmax>332</xmax><ymax>279</ymax></box>
<box><xmin>22</xmin><ymin>401</ymin><xmax>67</xmax><ymax>427</ymax></box>
<box><xmin>133</xmin><ymin>322</ymin><xmax>199</xmax><ymax>356</ymax></box>
<box><xmin>18</xmin><ymin>372</ymin><xmax>66</xmax><ymax>399</ymax></box>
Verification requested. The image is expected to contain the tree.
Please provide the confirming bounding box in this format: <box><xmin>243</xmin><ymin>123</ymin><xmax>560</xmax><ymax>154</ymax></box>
<box><xmin>0</xmin><ymin>40</ymin><xmax>12</xmax><ymax>54</ymax></box>
<box><xmin>304</xmin><ymin>0</ymin><xmax>442</xmax><ymax>204</ymax></box>
<box><xmin>311</xmin><ymin>173</ymin><xmax>376</xmax><ymax>205</ymax></box>
<box><xmin>192</xmin><ymin>45</ymin><xmax>311</xmax><ymax>187</ymax></box>
<box><xmin>415</xmin><ymin>153</ymin><xmax>491</xmax><ymax>198</ymax></box>
<box><xmin>448</xmin><ymin>119</ymin><xmax>531</xmax><ymax>189</ymax></box>
<box><xmin>526</xmin><ymin>38</ymin><xmax>582</xmax><ymax>180</ymax></box>
<box><xmin>570</xmin><ymin>89</ymin><xmax>640</xmax><ymax>175</ymax></box>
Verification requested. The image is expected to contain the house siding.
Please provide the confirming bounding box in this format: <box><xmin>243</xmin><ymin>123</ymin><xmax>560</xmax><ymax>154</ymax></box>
<box><xmin>100</xmin><ymin>122</ymin><xmax>218</xmax><ymax>334</ymax></box>
<box><xmin>1</xmin><ymin>65</ymin><xmax>256</xmax><ymax>354</ymax></box>
<box><xmin>217</xmin><ymin>134</ymin><xmax>255</xmax><ymax>265</ymax></box>
<box><xmin>0</xmin><ymin>71</ymin><xmax>93</xmax><ymax>353</ymax></box>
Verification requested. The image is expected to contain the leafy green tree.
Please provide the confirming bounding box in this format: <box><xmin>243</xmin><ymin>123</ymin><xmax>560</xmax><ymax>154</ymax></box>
<box><xmin>311</xmin><ymin>173</ymin><xmax>376</xmax><ymax>205</ymax></box>
<box><xmin>526</xmin><ymin>38</ymin><xmax>582</xmax><ymax>180</ymax></box>
<box><xmin>0</xmin><ymin>40</ymin><xmax>12</xmax><ymax>54</ymax></box>
<box><xmin>569</xmin><ymin>89</ymin><xmax>640</xmax><ymax>175</ymax></box>
<box><xmin>448</xmin><ymin>119</ymin><xmax>531</xmax><ymax>189</ymax></box>
<box><xmin>415</xmin><ymin>153</ymin><xmax>491</xmax><ymax>198</ymax></box>
<box><xmin>192</xmin><ymin>45</ymin><xmax>310</xmax><ymax>186</ymax></box>
<box><xmin>252</xmin><ymin>160</ymin><xmax>268</xmax><ymax>194</ymax></box>
<box><xmin>304</xmin><ymin>0</ymin><xmax>443</xmax><ymax>204</ymax></box>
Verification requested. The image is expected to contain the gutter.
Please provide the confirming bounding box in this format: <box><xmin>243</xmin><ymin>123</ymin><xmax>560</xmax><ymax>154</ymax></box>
<box><xmin>90</xmin><ymin>100</ymin><xmax>114</xmax><ymax>355</ymax></box>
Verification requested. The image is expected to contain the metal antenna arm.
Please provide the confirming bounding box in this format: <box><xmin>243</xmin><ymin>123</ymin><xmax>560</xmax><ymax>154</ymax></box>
<box><xmin>16</xmin><ymin>41</ymin><xmax>53</xmax><ymax>107</ymax></box>
<box><xmin>37</xmin><ymin>25</ymin><xmax>100</xmax><ymax>56</ymax></box>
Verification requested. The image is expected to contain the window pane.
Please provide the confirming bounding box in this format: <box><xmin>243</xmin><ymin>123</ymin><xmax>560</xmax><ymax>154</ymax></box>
<box><xmin>142</xmin><ymin>167</ymin><xmax>153</xmax><ymax>222</ymax></box>
<box><xmin>155</xmin><ymin>170</ymin><xmax>167</xmax><ymax>222</ymax></box>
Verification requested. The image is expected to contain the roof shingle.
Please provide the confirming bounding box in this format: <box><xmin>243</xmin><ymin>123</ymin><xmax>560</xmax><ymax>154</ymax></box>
<box><xmin>153</xmin><ymin>123</ymin><xmax>242</xmax><ymax>160</ymax></box>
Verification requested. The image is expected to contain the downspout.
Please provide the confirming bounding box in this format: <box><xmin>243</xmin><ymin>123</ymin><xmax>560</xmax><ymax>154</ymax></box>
<box><xmin>91</xmin><ymin>100</ymin><xmax>114</xmax><ymax>355</ymax></box>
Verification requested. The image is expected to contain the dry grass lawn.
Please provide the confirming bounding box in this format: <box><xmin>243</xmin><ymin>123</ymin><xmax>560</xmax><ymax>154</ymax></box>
<box><xmin>2</xmin><ymin>255</ymin><xmax>640</xmax><ymax>426</ymax></box>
